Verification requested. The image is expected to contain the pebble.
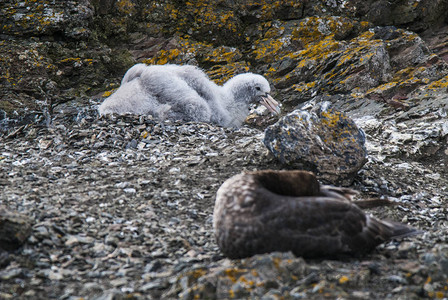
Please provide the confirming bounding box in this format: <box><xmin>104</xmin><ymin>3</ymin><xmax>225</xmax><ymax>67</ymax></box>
<box><xmin>124</xmin><ymin>188</ymin><xmax>136</xmax><ymax>194</ymax></box>
<box><xmin>110</xmin><ymin>277</ymin><xmax>128</xmax><ymax>287</ymax></box>
<box><xmin>0</xmin><ymin>268</ymin><xmax>22</xmax><ymax>280</ymax></box>
<box><xmin>48</xmin><ymin>270</ymin><xmax>64</xmax><ymax>281</ymax></box>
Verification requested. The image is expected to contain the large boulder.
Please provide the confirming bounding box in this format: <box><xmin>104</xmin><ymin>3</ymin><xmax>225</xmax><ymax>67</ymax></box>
<box><xmin>263</xmin><ymin>101</ymin><xmax>367</xmax><ymax>185</ymax></box>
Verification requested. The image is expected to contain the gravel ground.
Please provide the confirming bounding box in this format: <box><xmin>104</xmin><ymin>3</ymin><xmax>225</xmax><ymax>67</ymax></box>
<box><xmin>0</xmin><ymin>101</ymin><xmax>447</xmax><ymax>299</ymax></box>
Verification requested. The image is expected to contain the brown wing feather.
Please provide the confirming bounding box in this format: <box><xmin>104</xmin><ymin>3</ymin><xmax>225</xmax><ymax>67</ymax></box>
<box><xmin>255</xmin><ymin>192</ymin><xmax>375</xmax><ymax>258</ymax></box>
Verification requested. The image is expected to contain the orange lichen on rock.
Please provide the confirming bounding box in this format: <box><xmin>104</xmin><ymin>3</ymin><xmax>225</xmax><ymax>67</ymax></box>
<box><xmin>427</xmin><ymin>75</ymin><xmax>448</xmax><ymax>90</ymax></box>
<box><xmin>142</xmin><ymin>38</ymin><xmax>249</xmax><ymax>84</ymax></box>
<box><xmin>115</xmin><ymin>0</ymin><xmax>136</xmax><ymax>15</ymax></box>
<box><xmin>207</xmin><ymin>62</ymin><xmax>251</xmax><ymax>85</ymax></box>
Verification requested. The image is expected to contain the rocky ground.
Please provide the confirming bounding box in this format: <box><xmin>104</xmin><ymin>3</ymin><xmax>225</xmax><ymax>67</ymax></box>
<box><xmin>0</xmin><ymin>94</ymin><xmax>447</xmax><ymax>299</ymax></box>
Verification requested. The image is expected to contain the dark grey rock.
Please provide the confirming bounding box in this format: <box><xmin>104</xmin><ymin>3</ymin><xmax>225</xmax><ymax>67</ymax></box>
<box><xmin>0</xmin><ymin>267</ymin><xmax>23</xmax><ymax>281</ymax></box>
<box><xmin>168</xmin><ymin>252</ymin><xmax>307</xmax><ymax>299</ymax></box>
<box><xmin>0</xmin><ymin>208</ymin><xmax>33</xmax><ymax>251</ymax></box>
<box><xmin>263</xmin><ymin>102</ymin><xmax>367</xmax><ymax>185</ymax></box>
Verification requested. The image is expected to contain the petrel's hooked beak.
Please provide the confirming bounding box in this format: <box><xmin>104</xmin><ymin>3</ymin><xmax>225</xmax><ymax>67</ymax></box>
<box><xmin>260</xmin><ymin>94</ymin><xmax>281</xmax><ymax>115</ymax></box>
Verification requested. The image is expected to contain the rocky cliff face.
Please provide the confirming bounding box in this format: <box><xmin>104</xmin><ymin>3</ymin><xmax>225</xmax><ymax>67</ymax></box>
<box><xmin>1</xmin><ymin>0</ymin><xmax>448</xmax><ymax>118</ymax></box>
<box><xmin>1</xmin><ymin>1</ymin><xmax>448</xmax><ymax>299</ymax></box>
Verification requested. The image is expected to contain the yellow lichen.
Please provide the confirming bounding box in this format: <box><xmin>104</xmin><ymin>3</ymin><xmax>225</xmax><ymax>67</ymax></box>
<box><xmin>3</xmin><ymin>0</ymin><xmax>66</xmax><ymax>33</ymax></box>
<box><xmin>427</xmin><ymin>75</ymin><xmax>448</xmax><ymax>90</ymax></box>
<box><xmin>206</xmin><ymin>62</ymin><xmax>250</xmax><ymax>85</ymax></box>
<box><xmin>291</xmin><ymin>81</ymin><xmax>316</xmax><ymax>93</ymax></box>
<box><xmin>224</xmin><ymin>268</ymin><xmax>247</xmax><ymax>283</ymax></box>
<box><xmin>102</xmin><ymin>90</ymin><xmax>115</xmax><ymax>97</ymax></box>
<box><xmin>116</xmin><ymin>0</ymin><xmax>136</xmax><ymax>15</ymax></box>
<box><xmin>366</xmin><ymin>82</ymin><xmax>398</xmax><ymax>94</ymax></box>
<box><xmin>140</xmin><ymin>131</ymin><xmax>150</xmax><ymax>139</ymax></box>
<box><xmin>338</xmin><ymin>275</ymin><xmax>349</xmax><ymax>284</ymax></box>
<box><xmin>189</xmin><ymin>269</ymin><xmax>207</xmax><ymax>279</ymax></box>
<box><xmin>321</xmin><ymin>110</ymin><xmax>343</xmax><ymax>128</ymax></box>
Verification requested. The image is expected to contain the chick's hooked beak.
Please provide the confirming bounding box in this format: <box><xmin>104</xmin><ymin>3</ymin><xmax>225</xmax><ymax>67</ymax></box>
<box><xmin>260</xmin><ymin>94</ymin><xmax>281</xmax><ymax>115</ymax></box>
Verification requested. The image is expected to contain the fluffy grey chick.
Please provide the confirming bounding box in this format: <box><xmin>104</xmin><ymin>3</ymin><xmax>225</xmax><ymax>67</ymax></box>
<box><xmin>214</xmin><ymin>170</ymin><xmax>422</xmax><ymax>259</ymax></box>
<box><xmin>98</xmin><ymin>64</ymin><xmax>280</xmax><ymax>127</ymax></box>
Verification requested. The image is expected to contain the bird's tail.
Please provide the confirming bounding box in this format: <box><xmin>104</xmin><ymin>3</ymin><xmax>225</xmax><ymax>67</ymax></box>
<box><xmin>379</xmin><ymin>219</ymin><xmax>424</xmax><ymax>239</ymax></box>
<box><xmin>353</xmin><ymin>198</ymin><xmax>398</xmax><ymax>209</ymax></box>
<box><xmin>355</xmin><ymin>216</ymin><xmax>423</xmax><ymax>253</ymax></box>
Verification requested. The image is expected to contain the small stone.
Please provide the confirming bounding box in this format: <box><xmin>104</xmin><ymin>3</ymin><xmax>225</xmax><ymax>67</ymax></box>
<box><xmin>48</xmin><ymin>270</ymin><xmax>63</xmax><ymax>281</ymax></box>
<box><xmin>127</xmin><ymin>139</ymin><xmax>138</xmax><ymax>149</ymax></box>
<box><xmin>389</xmin><ymin>132</ymin><xmax>413</xmax><ymax>144</ymax></box>
<box><xmin>115</xmin><ymin>182</ymin><xmax>130</xmax><ymax>188</ymax></box>
<box><xmin>399</xmin><ymin>261</ymin><xmax>423</xmax><ymax>275</ymax></box>
<box><xmin>421</xmin><ymin>252</ymin><xmax>437</xmax><ymax>265</ymax></box>
<box><xmin>140</xmin><ymin>279</ymin><xmax>168</xmax><ymax>291</ymax></box>
<box><xmin>169</xmin><ymin>167</ymin><xmax>180</xmax><ymax>174</ymax></box>
<box><xmin>0</xmin><ymin>268</ymin><xmax>22</xmax><ymax>280</ymax></box>
<box><xmin>311</xmin><ymin>280</ymin><xmax>326</xmax><ymax>293</ymax></box>
<box><xmin>65</xmin><ymin>235</ymin><xmax>94</xmax><ymax>246</ymax></box>
<box><xmin>77</xmin><ymin>235</ymin><xmax>94</xmax><ymax>244</ymax></box>
<box><xmin>137</xmin><ymin>142</ymin><xmax>146</xmax><ymax>149</ymax></box>
<box><xmin>124</xmin><ymin>188</ymin><xmax>136</xmax><ymax>194</ymax></box>
<box><xmin>22</xmin><ymin>290</ymin><xmax>36</xmax><ymax>297</ymax></box>
<box><xmin>385</xmin><ymin>275</ymin><xmax>407</xmax><ymax>284</ymax></box>
<box><xmin>110</xmin><ymin>277</ymin><xmax>128</xmax><ymax>287</ymax></box>
<box><xmin>38</xmin><ymin>139</ymin><xmax>53</xmax><ymax>150</ymax></box>
<box><xmin>65</xmin><ymin>235</ymin><xmax>79</xmax><ymax>246</ymax></box>
<box><xmin>424</xmin><ymin>282</ymin><xmax>434</xmax><ymax>294</ymax></box>
<box><xmin>94</xmin><ymin>289</ymin><xmax>124</xmax><ymax>300</ymax></box>
<box><xmin>93</xmin><ymin>141</ymin><xmax>105</xmax><ymax>148</ymax></box>
<box><xmin>0</xmin><ymin>292</ymin><xmax>13</xmax><ymax>299</ymax></box>
<box><xmin>105</xmin><ymin>235</ymin><xmax>119</xmax><ymax>247</ymax></box>
<box><xmin>351</xmin><ymin>291</ymin><xmax>370</xmax><ymax>299</ymax></box>
<box><xmin>397</xmin><ymin>241</ymin><xmax>415</xmax><ymax>258</ymax></box>
<box><xmin>34</xmin><ymin>226</ymin><xmax>49</xmax><ymax>237</ymax></box>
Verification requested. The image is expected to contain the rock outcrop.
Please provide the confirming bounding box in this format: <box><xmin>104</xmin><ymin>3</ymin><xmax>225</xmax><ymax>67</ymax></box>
<box><xmin>1</xmin><ymin>0</ymin><xmax>448</xmax><ymax>121</ymax></box>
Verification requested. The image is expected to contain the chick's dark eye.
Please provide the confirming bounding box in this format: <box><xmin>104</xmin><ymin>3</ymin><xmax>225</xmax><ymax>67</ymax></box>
<box><xmin>255</xmin><ymin>87</ymin><xmax>261</xmax><ymax>91</ymax></box>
